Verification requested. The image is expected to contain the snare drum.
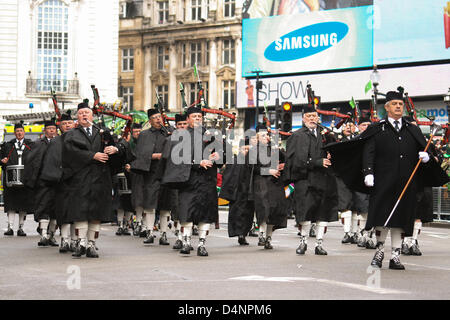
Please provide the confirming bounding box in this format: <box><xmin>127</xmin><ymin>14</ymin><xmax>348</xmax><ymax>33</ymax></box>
<box><xmin>117</xmin><ymin>173</ymin><xmax>131</xmax><ymax>195</ymax></box>
<box><xmin>6</xmin><ymin>165</ymin><xmax>24</xmax><ymax>187</ymax></box>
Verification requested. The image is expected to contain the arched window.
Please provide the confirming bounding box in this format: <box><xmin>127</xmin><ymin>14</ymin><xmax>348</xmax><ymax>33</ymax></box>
<box><xmin>36</xmin><ymin>0</ymin><xmax>69</xmax><ymax>92</ymax></box>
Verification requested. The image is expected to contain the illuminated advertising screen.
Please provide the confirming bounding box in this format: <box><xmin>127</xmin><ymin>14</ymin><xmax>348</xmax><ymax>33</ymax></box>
<box><xmin>242</xmin><ymin>0</ymin><xmax>450</xmax><ymax>77</ymax></box>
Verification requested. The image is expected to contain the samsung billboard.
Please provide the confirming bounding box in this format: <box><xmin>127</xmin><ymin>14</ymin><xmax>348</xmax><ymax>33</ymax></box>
<box><xmin>242</xmin><ymin>0</ymin><xmax>450</xmax><ymax>77</ymax></box>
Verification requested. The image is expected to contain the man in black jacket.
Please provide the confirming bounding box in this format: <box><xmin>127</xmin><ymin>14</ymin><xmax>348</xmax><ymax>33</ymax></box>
<box><xmin>326</xmin><ymin>91</ymin><xmax>448</xmax><ymax>270</ymax></box>
<box><xmin>23</xmin><ymin>119</ymin><xmax>58</xmax><ymax>247</ymax></box>
<box><xmin>62</xmin><ymin>103</ymin><xmax>123</xmax><ymax>258</ymax></box>
<box><xmin>286</xmin><ymin>105</ymin><xmax>338</xmax><ymax>256</ymax></box>
<box><xmin>1</xmin><ymin>122</ymin><xmax>34</xmax><ymax>236</ymax></box>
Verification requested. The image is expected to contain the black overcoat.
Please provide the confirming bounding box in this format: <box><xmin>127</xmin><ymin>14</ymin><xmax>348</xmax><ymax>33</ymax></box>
<box><xmin>1</xmin><ymin>138</ymin><xmax>35</xmax><ymax>213</ymax></box>
<box><xmin>285</xmin><ymin>127</ymin><xmax>338</xmax><ymax>223</ymax></box>
<box><xmin>161</xmin><ymin>126</ymin><xmax>218</xmax><ymax>224</ymax></box>
<box><xmin>325</xmin><ymin>118</ymin><xmax>449</xmax><ymax>236</ymax></box>
<box><xmin>61</xmin><ymin>126</ymin><xmax>123</xmax><ymax>222</ymax></box>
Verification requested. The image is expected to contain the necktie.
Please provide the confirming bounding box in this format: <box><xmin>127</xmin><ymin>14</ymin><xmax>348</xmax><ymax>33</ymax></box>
<box><xmin>86</xmin><ymin>127</ymin><xmax>91</xmax><ymax>136</ymax></box>
<box><xmin>18</xmin><ymin>141</ymin><xmax>22</xmax><ymax>149</ymax></box>
<box><xmin>394</xmin><ymin>120</ymin><xmax>400</xmax><ymax>132</ymax></box>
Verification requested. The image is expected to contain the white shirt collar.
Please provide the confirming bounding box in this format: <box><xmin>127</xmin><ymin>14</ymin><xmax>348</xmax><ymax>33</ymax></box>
<box><xmin>388</xmin><ymin>117</ymin><xmax>402</xmax><ymax>129</ymax></box>
<box><xmin>16</xmin><ymin>138</ymin><xmax>24</xmax><ymax>144</ymax></box>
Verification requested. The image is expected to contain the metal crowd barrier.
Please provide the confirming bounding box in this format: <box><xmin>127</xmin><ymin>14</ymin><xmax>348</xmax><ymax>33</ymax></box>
<box><xmin>433</xmin><ymin>187</ymin><xmax>450</xmax><ymax>222</ymax></box>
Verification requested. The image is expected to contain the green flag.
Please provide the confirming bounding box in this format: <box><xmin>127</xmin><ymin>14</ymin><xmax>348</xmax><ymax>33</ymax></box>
<box><xmin>349</xmin><ymin>97</ymin><xmax>356</xmax><ymax>109</ymax></box>
<box><xmin>193</xmin><ymin>64</ymin><xmax>198</xmax><ymax>78</ymax></box>
<box><xmin>364</xmin><ymin>80</ymin><xmax>372</xmax><ymax>94</ymax></box>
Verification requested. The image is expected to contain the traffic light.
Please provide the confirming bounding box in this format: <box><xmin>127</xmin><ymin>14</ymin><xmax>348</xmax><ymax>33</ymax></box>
<box><xmin>280</xmin><ymin>101</ymin><xmax>293</xmax><ymax>132</ymax></box>
<box><xmin>313</xmin><ymin>96</ymin><xmax>321</xmax><ymax>107</ymax></box>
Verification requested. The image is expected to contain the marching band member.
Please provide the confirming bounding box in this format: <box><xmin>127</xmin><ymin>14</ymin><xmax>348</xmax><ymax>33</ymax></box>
<box><xmin>1</xmin><ymin>122</ymin><xmax>35</xmax><ymax>237</ymax></box>
<box><xmin>23</xmin><ymin>119</ymin><xmax>58</xmax><ymax>247</ymax></box>
<box><xmin>130</xmin><ymin>109</ymin><xmax>174</xmax><ymax>246</ymax></box>
<box><xmin>286</xmin><ymin>105</ymin><xmax>338</xmax><ymax>256</ymax></box>
<box><xmin>62</xmin><ymin>103</ymin><xmax>124</xmax><ymax>258</ymax></box>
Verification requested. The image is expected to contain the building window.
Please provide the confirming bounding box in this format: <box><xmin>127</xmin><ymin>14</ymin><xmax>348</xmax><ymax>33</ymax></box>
<box><xmin>157</xmin><ymin>45</ymin><xmax>169</xmax><ymax>70</ymax></box>
<box><xmin>224</xmin><ymin>0</ymin><xmax>235</xmax><ymax>17</ymax></box>
<box><xmin>190</xmin><ymin>42</ymin><xmax>202</xmax><ymax>67</ymax></box>
<box><xmin>123</xmin><ymin>87</ymin><xmax>134</xmax><ymax>110</ymax></box>
<box><xmin>182</xmin><ymin>43</ymin><xmax>187</xmax><ymax>68</ymax></box>
<box><xmin>156</xmin><ymin>84</ymin><xmax>169</xmax><ymax>109</ymax></box>
<box><xmin>36</xmin><ymin>0</ymin><xmax>69</xmax><ymax>92</ymax></box>
<box><xmin>122</xmin><ymin>48</ymin><xmax>134</xmax><ymax>71</ymax></box>
<box><xmin>223</xmin><ymin>80</ymin><xmax>235</xmax><ymax>109</ymax></box>
<box><xmin>191</xmin><ymin>0</ymin><xmax>202</xmax><ymax>21</ymax></box>
<box><xmin>188</xmin><ymin>82</ymin><xmax>208</xmax><ymax>106</ymax></box>
<box><xmin>223</xmin><ymin>39</ymin><xmax>235</xmax><ymax>65</ymax></box>
<box><xmin>158</xmin><ymin>1</ymin><xmax>169</xmax><ymax>24</ymax></box>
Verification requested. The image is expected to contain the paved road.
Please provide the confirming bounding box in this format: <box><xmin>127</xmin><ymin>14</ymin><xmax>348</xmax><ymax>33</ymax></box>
<box><xmin>1</xmin><ymin>209</ymin><xmax>450</xmax><ymax>300</ymax></box>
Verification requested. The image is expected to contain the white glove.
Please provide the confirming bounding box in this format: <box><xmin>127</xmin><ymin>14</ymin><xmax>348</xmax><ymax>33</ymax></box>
<box><xmin>364</xmin><ymin>174</ymin><xmax>374</xmax><ymax>187</ymax></box>
<box><xmin>419</xmin><ymin>151</ymin><xmax>430</xmax><ymax>163</ymax></box>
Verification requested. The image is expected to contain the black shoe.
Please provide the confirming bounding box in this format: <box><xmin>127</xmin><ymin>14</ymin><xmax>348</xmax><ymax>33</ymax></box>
<box><xmin>257</xmin><ymin>235</ymin><xmax>265</xmax><ymax>246</ymax></box>
<box><xmin>115</xmin><ymin>227</ymin><xmax>124</xmax><ymax>236</ymax></box>
<box><xmin>69</xmin><ymin>240</ymin><xmax>77</xmax><ymax>252</ymax></box>
<box><xmin>143</xmin><ymin>231</ymin><xmax>154</xmax><ymax>244</ymax></box>
<box><xmin>159</xmin><ymin>232</ymin><xmax>170</xmax><ymax>245</ymax></box>
<box><xmin>341</xmin><ymin>232</ymin><xmax>352</xmax><ymax>244</ymax></box>
<box><xmin>350</xmin><ymin>233</ymin><xmax>358</xmax><ymax>244</ymax></box>
<box><xmin>197</xmin><ymin>245</ymin><xmax>209</xmax><ymax>256</ymax></box>
<box><xmin>264</xmin><ymin>236</ymin><xmax>273</xmax><ymax>249</ymax></box>
<box><xmin>401</xmin><ymin>242</ymin><xmax>411</xmax><ymax>255</ymax></box>
<box><xmin>180</xmin><ymin>243</ymin><xmax>191</xmax><ymax>254</ymax></box>
<box><xmin>59</xmin><ymin>240</ymin><xmax>70</xmax><ymax>253</ymax></box>
<box><xmin>296</xmin><ymin>241</ymin><xmax>307</xmax><ymax>255</ymax></box>
<box><xmin>4</xmin><ymin>228</ymin><xmax>13</xmax><ymax>236</ymax></box>
<box><xmin>238</xmin><ymin>235</ymin><xmax>249</xmax><ymax>245</ymax></box>
<box><xmin>357</xmin><ymin>236</ymin><xmax>367</xmax><ymax>247</ymax></box>
<box><xmin>86</xmin><ymin>246</ymin><xmax>99</xmax><ymax>258</ymax></box>
<box><xmin>371</xmin><ymin>243</ymin><xmax>385</xmax><ymax>268</ymax></box>
<box><xmin>17</xmin><ymin>228</ymin><xmax>27</xmax><ymax>237</ymax></box>
<box><xmin>133</xmin><ymin>225</ymin><xmax>141</xmax><ymax>236</ymax></box>
<box><xmin>192</xmin><ymin>226</ymin><xmax>199</xmax><ymax>236</ymax></box>
<box><xmin>48</xmin><ymin>236</ymin><xmax>59</xmax><ymax>247</ymax></box>
<box><xmin>315</xmin><ymin>245</ymin><xmax>327</xmax><ymax>255</ymax></box>
<box><xmin>122</xmin><ymin>227</ymin><xmax>131</xmax><ymax>236</ymax></box>
<box><xmin>389</xmin><ymin>250</ymin><xmax>405</xmax><ymax>270</ymax></box>
<box><xmin>139</xmin><ymin>229</ymin><xmax>147</xmax><ymax>238</ymax></box>
<box><xmin>72</xmin><ymin>244</ymin><xmax>86</xmax><ymax>257</ymax></box>
<box><xmin>409</xmin><ymin>241</ymin><xmax>422</xmax><ymax>256</ymax></box>
<box><xmin>38</xmin><ymin>236</ymin><xmax>49</xmax><ymax>247</ymax></box>
<box><xmin>365</xmin><ymin>238</ymin><xmax>376</xmax><ymax>249</ymax></box>
<box><xmin>173</xmin><ymin>239</ymin><xmax>183</xmax><ymax>250</ymax></box>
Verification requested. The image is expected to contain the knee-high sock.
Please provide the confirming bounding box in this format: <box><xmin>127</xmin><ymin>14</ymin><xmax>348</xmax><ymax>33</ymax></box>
<box><xmin>124</xmin><ymin>211</ymin><xmax>132</xmax><ymax>226</ymax></box>
<box><xmin>259</xmin><ymin>222</ymin><xmax>267</xmax><ymax>236</ymax></box>
<box><xmin>40</xmin><ymin>219</ymin><xmax>50</xmax><ymax>237</ymax></box>
<box><xmin>87</xmin><ymin>222</ymin><xmax>101</xmax><ymax>245</ymax></box>
<box><xmin>74</xmin><ymin>221</ymin><xmax>88</xmax><ymax>246</ymax></box>
<box><xmin>7</xmin><ymin>211</ymin><xmax>15</xmax><ymax>227</ymax></box>
<box><xmin>412</xmin><ymin>221</ymin><xmax>422</xmax><ymax>241</ymax></box>
<box><xmin>182</xmin><ymin>222</ymin><xmax>193</xmax><ymax>237</ymax></box>
<box><xmin>144</xmin><ymin>209</ymin><xmax>155</xmax><ymax>232</ymax></box>
<box><xmin>299</xmin><ymin>221</ymin><xmax>311</xmax><ymax>243</ymax></box>
<box><xmin>375</xmin><ymin>226</ymin><xmax>388</xmax><ymax>246</ymax></box>
<box><xmin>316</xmin><ymin>221</ymin><xmax>327</xmax><ymax>241</ymax></box>
<box><xmin>70</xmin><ymin>224</ymin><xmax>77</xmax><ymax>241</ymax></box>
<box><xmin>341</xmin><ymin>210</ymin><xmax>352</xmax><ymax>233</ymax></box>
<box><xmin>49</xmin><ymin>219</ymin><xmax>57</xmax><ymax>234</ymax></box>
<box><xmin>266</xmin><ymin>224</ymin><xmax>274</xmax><ymax>238</ymax></box>
<box><xmin>61</xmin><ymin>224</ymin><xmax>70</xmax><ymax>241</ymax></box>
<box><xmin>135</xmin><ymin>206</ymin><xmax>143</xmax><ymax>224</ymax></box>
<box><xmin>159</xmin><ymin>210</ymin><xmax>170</xmax><ymax>233</ymax></box>
<box><xmin>351</xmin><ymin>213</ymin><xmax>359</xmax><ymax>234</ymax></box>
<box><xmin>198</xmin><ymin>222</ymin><xmax>210</xmax><ymax>239</ymax></box>
<box><xmin>117</xmin><ymin>209</ymin><xmax>125</xmax><ymax>228</ymax></box>
<box><xmin>175</xmin><ymin>220</ymin><xmax>182</xmax><ymax>239</ymax></box>
<box><xmin>359</xmin><ymin>213</ymin><xmax>367</xmax><ymax>231</ymax></box>
<box><xmin>390</xmin><ymin>228</ymin><xmax>403</xmax><ymax>250</ymax></box>
<box><xmin>18</xmin><ymin>212</ymin><xmax>26</xmax><ymax>228</ymax></box>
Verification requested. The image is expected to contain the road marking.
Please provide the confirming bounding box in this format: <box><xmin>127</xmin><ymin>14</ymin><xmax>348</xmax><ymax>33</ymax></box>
<box><xmin>229</xmin><ymin>275</ymin><xmax>409</xmax><ymax>295</ymax></box>
<box><xmin>426</xmin><ymin>234</ymin><xmax>449</xmax><ymax>239</ymax></box>
<box><xmin>403</xmin><ymin>263</ymin><xmax>450</xmax><ymax>272</ymax></box>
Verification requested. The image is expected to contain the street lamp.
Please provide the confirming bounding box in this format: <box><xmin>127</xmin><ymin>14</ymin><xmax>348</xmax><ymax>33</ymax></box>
<box><xmin>250</xmin><ymin>69</ymin><xmax>265</xmax><ymax>127</ymax></box>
